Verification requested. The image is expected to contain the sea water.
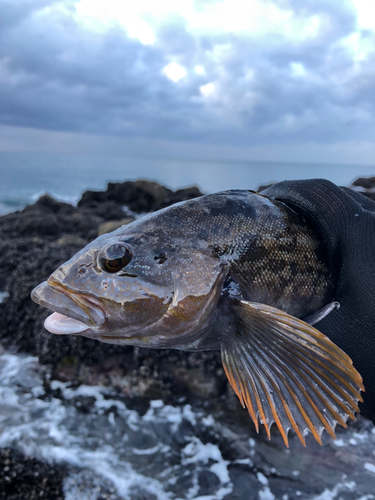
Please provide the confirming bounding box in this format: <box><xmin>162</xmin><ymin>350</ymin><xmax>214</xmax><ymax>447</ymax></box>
<box><xmin>1</xmin><ymin>351</ymin><xmax>375</xmax><ymax>499</ymax></box>
<box><xmin>0</xmin><ymin>151</ymin><xmax>374</xmax><ymax>214</ymax></box>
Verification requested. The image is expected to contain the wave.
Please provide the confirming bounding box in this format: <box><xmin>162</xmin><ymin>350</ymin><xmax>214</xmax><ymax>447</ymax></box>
<box><xmin>0</xmin><ymin>192</ymin><xmax>81</xmax><ymax>216</ymax></box>
<box><xmin>0</xmin><ymin>352</ymin><xmax>233</xmax><ymax>500</ymax></box>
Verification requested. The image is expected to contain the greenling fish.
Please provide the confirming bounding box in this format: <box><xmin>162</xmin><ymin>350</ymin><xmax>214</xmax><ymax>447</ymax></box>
<box><xmin>31</xmin><ymin>190</ymin><xmax>364</xmax><ymax>447</ymax></box>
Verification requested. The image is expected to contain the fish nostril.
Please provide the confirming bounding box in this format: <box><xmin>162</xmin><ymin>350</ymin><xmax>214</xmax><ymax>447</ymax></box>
<box><xmin>77</xmin><ymin>266</ymin><xmax>87</xmax><ymax>276</ymax></box>
<box><xmin>154</xmin><ymin>253</ymin><xmax>167</xmax><ymax>264</ymax></box>
<box><xmin>77</xmin><ymin>263</ymin><xmax>92</xmax><ymax>277</ymax></box>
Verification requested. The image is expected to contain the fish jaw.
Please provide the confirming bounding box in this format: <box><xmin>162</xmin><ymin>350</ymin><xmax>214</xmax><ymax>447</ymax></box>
<box><xmin>44</xmin><ymin>312</ymin><xmax>89</xmax><ymax>335</ymax></box>
<box><xmin>31</xmin><ymin>281</ymin><xmax>106</xmax><ymax>334</ymax></box>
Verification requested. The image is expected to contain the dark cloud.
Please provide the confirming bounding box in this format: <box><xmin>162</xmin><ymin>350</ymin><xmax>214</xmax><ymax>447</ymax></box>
<box><xmin>0</xmin><ymin>0</ymin><xmax>374</xmax><ymax>150</ymax></box>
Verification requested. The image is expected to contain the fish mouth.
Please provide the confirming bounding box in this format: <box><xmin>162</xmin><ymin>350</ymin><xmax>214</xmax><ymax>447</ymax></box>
<box><xmin>31</xmin><ymin>280</ymin><xmax>106</xmax><ymax>335</ymax></box>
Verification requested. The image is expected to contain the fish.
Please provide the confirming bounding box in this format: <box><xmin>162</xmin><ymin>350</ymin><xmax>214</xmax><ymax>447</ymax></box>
<box><xmin>31</xmin><ymin>190</ymin><xmax>364</xmax><ymax>447</ymax></box>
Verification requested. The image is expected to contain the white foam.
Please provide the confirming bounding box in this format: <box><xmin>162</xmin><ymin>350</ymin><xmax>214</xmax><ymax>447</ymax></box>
<box><xmin>202</xmin><ymin>415</ymin><xmax>215</xmax><ymax>427</ymax></box>
<box><xmin>364</xmin><ymin>463</ymin><xmax>375</xmax><ymax>474</ymax></box>
<box><xmin>258</xmin><ymin>486</ymin><xmax>275</xmax><ymax>500</ymax></box>
<box><xmin>333</xmin><ymin>438</ymin><xmax>345</xmax><ymax>447</ymax></box>
<box><xmin>0</xmin><ymin>352</ymin><xmax>235</xmax><ymax>500</ymax></box>
<box><xmin>257</xmin><ymin>472</ymin><xmax>269</xmax><ymax>486</ymax></box>
<box><xmin>183</xmin><ymin>437</ymin><xmax>224</xmax><ymax>464</ymax></box>
<box><xmin>2</xmin><ymin>351</ymin><xmax>375</xmax><ymax>500</ymax></box>
<box><xmin>353</xmin><ymin>432</ymin><xmax>368</xmax><ymax>441</ymax></box>
<box><xmin>234</xmin><ymin>458</ymin><xmax>254</xmax><ymax>466</ymax></box>
<box><xmin>0</xmin><ymin>291</ymin><xmax>9</xmax><ymax>303</ymax></box>
<box><xmin>312</xmin><ymin>477</ymin><xmax>356</xmax><ymax>500</ymax></box>
<box><xmin>210</xmin><ymin>462</ymin><xmax>231</xmax><ymax>484</ymax></box>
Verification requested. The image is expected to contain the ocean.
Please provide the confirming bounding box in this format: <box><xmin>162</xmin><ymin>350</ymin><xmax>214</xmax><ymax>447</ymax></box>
<box><xmin>1</xmin><ymin>151</ymin><xmax>374</xmax><ymax>214</ymax></box>
<box><xmin>1</xmin><ymin>351</ymin><xmax>375</xmax><ymax>499</ymax></box>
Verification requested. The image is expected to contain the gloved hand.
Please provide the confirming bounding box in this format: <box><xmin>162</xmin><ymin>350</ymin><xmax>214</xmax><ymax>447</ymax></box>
<box><xmin>263</xmin><ymin>178</ymin><xmax>375</xmax><ymax>424</ymax></box>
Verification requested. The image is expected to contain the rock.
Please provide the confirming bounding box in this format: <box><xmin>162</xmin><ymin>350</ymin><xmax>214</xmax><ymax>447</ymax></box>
<box><xmin>56</xmin><ymin>235</ymin><xmax>89</xmax><ymax>247</ymax></box>
<box><xmin>257</xmin><ymin>182</ymin><xmax>274</xmax><ymax>192</ymax></box>
<box><xmin>350</xmin><ymin>176</ymin><xmax>375</xmax><ymax>200</ymax></box>
<box><xmin>0</xmin><ymin>447</ymin><xmax>67</xmax><ymax>500</ymax></box>
<box><xmin>78</xmin><ymin>182</ymin><xmax>157</xmax><ymax>213</ymax></box>
<box><xmin>78</xmin><ymin>180</ymin><xmax>203</xmax><ymax>213</ymax></box>
<box><xmin>132</xmin><ymin>180</ymin><xmax>172</xmax><ymax>204</ymax></box>
<box><xmin>351</xmin><ymin>176</ymin><xmax>375</xmax><ymax>189</ymax></box>
<box><xmin>82</xmin><ymin>201</ymin><xmax>131</xmax><ymax>221</ymax></box>
<box><xmin>154</xmin><ymin>185</ymin><xmax>203</xmax><ymax>211</ymax></box>
<box><xmin>0</xmin><ymin>200</ymin><xmax>101</xmax><ymax>241</ymax></box>
<box><xmin>98</xmin><ymin>218</ymin><xmax>134</xmax><ymax>236</ymax></box>
<box><xmin>34</xmin><ymin>194</ymin><xmax>75</xmax><ymax>214</ymax></box>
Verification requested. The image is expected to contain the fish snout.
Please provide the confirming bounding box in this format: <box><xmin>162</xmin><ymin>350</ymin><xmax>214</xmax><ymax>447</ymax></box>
<box><xmin>31</xmin><ymin>281</ymin><xmax>106</xmax><ymax>330</ymax></box>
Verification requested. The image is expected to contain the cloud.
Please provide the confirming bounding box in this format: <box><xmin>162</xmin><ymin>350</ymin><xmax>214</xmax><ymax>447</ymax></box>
<box><xmin>0</xmin><ymin>0</ymin><xmax>374</xmax><ymax>157</ymax></box>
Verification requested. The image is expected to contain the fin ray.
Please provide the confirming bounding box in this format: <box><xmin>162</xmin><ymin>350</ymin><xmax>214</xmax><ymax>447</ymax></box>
<box><xmin>220</xmin><ymin>300</ymin><xmax>364</xmax><ymax>446</ymax></box>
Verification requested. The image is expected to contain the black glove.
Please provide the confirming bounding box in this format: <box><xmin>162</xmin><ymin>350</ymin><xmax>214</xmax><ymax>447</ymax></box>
<box><xmin>263</xmin><ymin>178</ymin><xmax>375</xmax><ymax>424</ymax></box>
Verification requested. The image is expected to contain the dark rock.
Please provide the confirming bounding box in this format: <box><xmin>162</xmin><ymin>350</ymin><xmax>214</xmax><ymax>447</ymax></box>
<box><xmin>350</xmin><ymin>176</ymin><xmax>375</xmax><ymax>200</ymax></box>
<box><xmin>132</xmin><ymin>179</ymin><xmax>172</xmax><ymax>204</ymax></box>
<box><xmin>78</xmin><ymin>180</ymin><xmax>202</xmax><ymax>213</ymax></box>
<box><xmin>0</xmin><ymin>447</ymin><xmax>67</xmax><ymax>500</ymax></box>
<box><xmin>98</xmin><ymin>218</ymin><xmax>134</xmax><ymax>236</ymax></box>
<box><xmin>0</xmin><ymin>200</ymin><xmax>102</xmax><ymax>241</ymax></box>
<box><xmin>82</xmin><ymin>201</ymin><xmax>131</xmax><ymax>221</ymax></box>
<box><xmin>257</xmin><ymin>183</ymin><xmax>275</xmax><ymax>192</ymax></box>
<box><xmin>154</xmin><ymin>185</ymin><xmax>203</xmax><ymax>210</ymax></box>
<box><xmin>78</xmin><ymin>182</ymin><xmax>157</xmax><ymax>213</ymax></box>
<box><xmin>351</xmin><ymin>176</ymin><xmax>375</xmax><ymax>189</ymax></box>
<box><xmin>34</xmin><ymin>194</ymin><xmax>75</xmax><ymax>214</ymax></box>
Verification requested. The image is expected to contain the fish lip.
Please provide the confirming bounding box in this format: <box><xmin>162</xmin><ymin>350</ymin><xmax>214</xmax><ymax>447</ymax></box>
<box><xmin>31</xmin><ymin>281</ymin><xmax>106</xmax><ymax>328</ymax></box>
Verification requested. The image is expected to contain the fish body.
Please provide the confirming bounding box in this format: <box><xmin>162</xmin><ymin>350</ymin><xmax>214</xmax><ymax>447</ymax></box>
<box><xmin>31</xmin><ymin>190</ymin><xmax>363</xmax><ymax>446</ymax></box>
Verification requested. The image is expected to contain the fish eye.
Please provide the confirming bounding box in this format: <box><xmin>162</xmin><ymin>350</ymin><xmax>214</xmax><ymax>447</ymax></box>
<box><xmin>100</xmin><ymin>243</ymin><xmax>132</xmax><ymax>273</ymax></box>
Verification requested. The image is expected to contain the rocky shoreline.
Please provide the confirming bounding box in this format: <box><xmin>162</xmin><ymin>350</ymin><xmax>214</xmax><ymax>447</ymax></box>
<box><xmin>1</xmin><ymin>177</ymin><xmax>375</xmax><ymax>500</ymax></box>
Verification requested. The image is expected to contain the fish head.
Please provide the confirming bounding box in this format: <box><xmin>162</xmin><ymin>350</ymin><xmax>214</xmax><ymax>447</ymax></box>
<box><xmin>31</xmin><ymin>221</ymin><xmax>229</xmax><ymax>347</ymax></box>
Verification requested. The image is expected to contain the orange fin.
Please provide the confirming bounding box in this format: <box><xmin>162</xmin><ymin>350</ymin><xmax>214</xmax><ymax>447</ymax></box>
<box><xmin>220</xmin><ymin>300</ymin><xmax>364</xmax><ymax>447</ymax></box>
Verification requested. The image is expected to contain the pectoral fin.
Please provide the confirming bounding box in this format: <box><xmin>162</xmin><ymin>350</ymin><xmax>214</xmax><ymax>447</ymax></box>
<box><xmin>220</xmin><ymin>300</ymin><xmax>364</xmax><ymax>447</ymax></box>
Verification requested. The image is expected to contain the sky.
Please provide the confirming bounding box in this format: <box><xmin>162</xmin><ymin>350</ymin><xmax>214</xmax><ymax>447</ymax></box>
<box><xmin>0</xmin><ymin>0</ymin><xmax>374</xmax><ymax>164</ymax></box>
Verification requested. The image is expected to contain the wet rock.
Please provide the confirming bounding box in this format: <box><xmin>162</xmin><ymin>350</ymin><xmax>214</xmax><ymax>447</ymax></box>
<box><xmin>78</xmin><ymin>180</ymin><xmax>202</xmax><ymax>213</ymax></box>
<box><xmin>154</xmin><ymin>185</ymin><xmax>203</xmax><ymax>210</ymax></box>
<box><xmin>0</xmin><ymin>198</ymin><xmax>101</xmax><ymax>241</ymax></box>
<box><xmin>0</xmin><ymin>447</ymin><xmax>67</xmax><ymax>500</ymax></box>
<box><xmin>350</xmin><ymin>176</ymin><xmax>375</xmax><ymax>200</ymax></box>
<box><xmin>63</xmin><ymin>470</ymin><xmax>123</xmax><ymax>500</ymax></box>
<box><xmin>132</xmin><ymin>179</ymin><xmax>172</xmax><ymax>205</ymax></box>
<box><xmin>98</xmin><ymin>217</ymin><xmax>134</xmax><ymax>236</ymax></box>
<box><xmin>34</xmin><ymin>194</ymin><xmax>75</xmax><ymax>214</ymax></box>
<box><xmin>352</xmin><ymin>176</ymin><xmax>375</xmax><ymax>190</ymax></box>
<box><xmin>85</xmin><ymin>201</ymin><xmax>131</xmax><ymax>221</ymax></box>
<box><xmin>257</xmin><ymin>182</ymin><xmax>275</xmax><ymax>192</ymax></box>
<box><xmin>78</xmin><ymin>181</ymin><xmax>159</xmax><ymax>213</ymax></box>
